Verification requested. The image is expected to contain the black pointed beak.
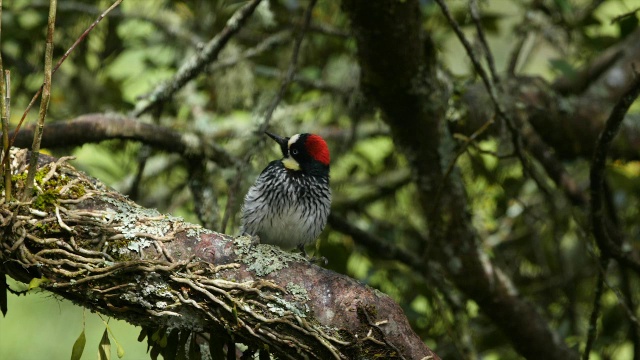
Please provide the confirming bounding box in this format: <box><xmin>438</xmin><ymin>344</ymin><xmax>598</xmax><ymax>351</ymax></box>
<box><xmin>265</xmin><ymin>131</ymin><xmax>287</xmax><ymax>146</ymax></box>
<box><xmin>265</xmin><ymin>131</ymin><xmax>289</xmax><ymax>156</ymax></box>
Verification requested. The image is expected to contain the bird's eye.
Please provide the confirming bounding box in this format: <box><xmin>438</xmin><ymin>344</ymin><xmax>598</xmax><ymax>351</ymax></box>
<box><xmin>291</xmin><ymin>149</ymin><xmax>299</xmax><ymax>155</ymax></box>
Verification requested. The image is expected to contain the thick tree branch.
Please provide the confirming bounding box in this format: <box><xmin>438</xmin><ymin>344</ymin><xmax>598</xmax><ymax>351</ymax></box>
<box><xmin>0</xmin><ymin>148</ymin><xmax>439</xmax><ymax>360</ymax></box>
<box><xmin>590</xmin><ymin>70</ymin><xmax>640</xmax><ymax>272</ymax></box>
<box><xmin>341</xmin><ymin>1</ymin><xmax>577</xmax><ymax>359</ymax></box>
<box><xmin>11</xmin><ymin>113</ymin><xmax>239</xmax><ymax>167</ymax></box>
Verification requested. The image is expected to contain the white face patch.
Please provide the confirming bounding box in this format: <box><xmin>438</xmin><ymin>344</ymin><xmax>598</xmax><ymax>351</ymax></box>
<box><xmin>282</xmin><ymin>134</ymin><xmax>302</xmax><ymax>170</ymax></box>
<box><xmin>287</xmin><ymin>134</ymin><xmax>301</xmax><ymax>149</ymax></box>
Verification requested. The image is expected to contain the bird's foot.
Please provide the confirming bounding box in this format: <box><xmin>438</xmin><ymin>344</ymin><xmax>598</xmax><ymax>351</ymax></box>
<box><xmin>243</xmin><ymin>233</ymin><xmax>261</xmax><ymax>253</ymax></box>
<box><xmin>297</xmin><ymin>244</ymin><xmax>327</xmax><ymax>265</ymax></box>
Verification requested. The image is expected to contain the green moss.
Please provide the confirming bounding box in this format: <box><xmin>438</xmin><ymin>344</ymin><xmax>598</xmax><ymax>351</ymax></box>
<box><xmin>34</xmin><ymin>221</ymin><xmax>61</xmax><ymax>235</ymax></box>
<box><xmin>11</xmin><ymin>171</ymin><xmax>28</xmax><ymax>185</ymax></box>
<box><xmin>11</xmin><ymin>164</ymin><xmax>88</xmax><ymax>211</ymax></box>
<box><xmin>68</xmin><ymin>183</ymin><xmax>86</xmax><ymax>198</ymax></box>
<box><xmin>32</xmin><ymin>189</ymin><xmax>58</xmax><ymax>211</ymax></box>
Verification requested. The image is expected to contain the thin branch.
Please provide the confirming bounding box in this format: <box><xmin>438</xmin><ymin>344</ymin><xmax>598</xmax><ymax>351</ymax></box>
<box><xmin>552</xmin><ymin>48</ymin><xmax>624</xmax><ymax>95</ymax></box>
<box><xmin>611</xmin><ymin>7</ymin><xmax>640</xmax><ymax>24</ymax></box>
<box><xmin>3</xmin><ymin>71</ymin><xmax>11</xmax><ymax>201</ymax></box>
<box><xmin>292</xmin><ymin>23</ymin><xmax>350</xmax><ymax>38</ymax></box>
<box><xmin>24</xmin><ymin>0</ymin><xmax>57</xmax><ymax>199</ymax></box>
<box><xmin>582</xmin><ymin>258</ymin><xmax>609</xmax><ymax>360</ymax></box>
<box><xmin>517</xmin><ymin>113</ymin><xmax>587</xmax><ymax>205</ymax></box>
<box><xmin>254</xmin><ymin>66</ymin><xmax>352</xmax><ymax>96</ymax></box>
<box><xmin>0</xmin><ymin>0</ymin><xmax>10</xmax><ymax>202</ymax></box>
<box><xmin>331</xmin><ymin>169</ymin><xmax>412</xmax><ymax>211</ymax></box>
<box><xmin>5</xmin><ymin>0</ymin><xmax>123</xmax><ymax>174</ymax></box>
<box><xmin>469</xmin><ymin>0</ymin><xmax>499</xmax><ymax>84</ymax></box>
<box><xmin>589</xmin><ymin>68</ymin><xmax>640</xmax><ymax>273</ymax></box>
<box><xmin>431</xmin><ymin>116</ymin><xmax>494</xmax><ymax>215</ymax></box>
<box><xmin>133</xmin><ymin>0</ymin><xmax>263</xmax><ymax>117</ymax></box>
<box><xmin>506</xmin><ymin>32</ymin><xmax>527</xmax><ymax>76</ymax></box>
<box><xmin>208</xmin><ymin>30</ymin><xmax>291</xmax><ymax>72</ymax></box>
<box><xmin>328</xmin><ymin>214</ymin><xmax>423</xmax><ymax>270</ymax></box>
<box><xmin>619</xmin><ymin>267</ymin><xmax>640</xmax><ymax>360</ymax></box>
<box><xmin>433</xmin><ymin>0</ymin><xmax>494</xmax><ymax>106</ymax></box>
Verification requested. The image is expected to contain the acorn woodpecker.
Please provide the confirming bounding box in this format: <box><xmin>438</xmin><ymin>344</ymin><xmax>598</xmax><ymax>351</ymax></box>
<box><xmin>240</xmin><ymin>131</ymin><xmax>331</xmax><ymax>255</ymax></box>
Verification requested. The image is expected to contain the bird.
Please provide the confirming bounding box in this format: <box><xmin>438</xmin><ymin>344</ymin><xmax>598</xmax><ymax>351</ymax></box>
<box><xmin>240</xmin><ymin>131</ymin><xmax>331</xmax><ymax>256</ymax></box>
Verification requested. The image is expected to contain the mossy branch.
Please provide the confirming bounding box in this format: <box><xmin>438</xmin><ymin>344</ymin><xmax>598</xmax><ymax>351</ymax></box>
<box><xmin>0</xmin><ymin>148</ymin><xmax>439</xmax><ymax>360</ymax></box>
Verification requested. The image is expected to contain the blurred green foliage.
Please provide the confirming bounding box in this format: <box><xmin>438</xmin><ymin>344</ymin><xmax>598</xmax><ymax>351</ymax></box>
<box><xmin>1</xmin><ymin>0</ymin><xmax>639</xmax><ymax>359</ymax></box>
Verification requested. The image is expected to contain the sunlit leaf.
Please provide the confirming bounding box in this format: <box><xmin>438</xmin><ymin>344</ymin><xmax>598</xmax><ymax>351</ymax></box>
<box><xmin>28</xmin><ymin>277</ymin><xmax>48</xmax><ymax>290</ymax></box>
<box><xmin>98</xmin><ymin>328</ymin><xmax>111</xmax><ymax>360</ymax></box>
<box><xmin>99</xmin><ymin>316</ymin><xmax>125</xmax><ymax>358</ymax></box>
<box><xmin>116</xmin><ymin>342</ymin><xmax>125</xmax><ymax>359</ymax></box>
<box><xmin>69</xmin><ymin>329</ymin><xmax>86</xmax><ymax>360</ymax></box>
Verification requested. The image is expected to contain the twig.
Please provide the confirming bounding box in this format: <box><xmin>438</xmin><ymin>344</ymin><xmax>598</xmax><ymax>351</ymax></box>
<box><xmin>254</xmin><ymin>66</ymin><xmax>352</xmax><ymax>95</ymax></box>
<box><xmin>552</xmin><ymin>48</ymin><xmax>623</xmax><ymax>95</ymax></box>
<box><xmin>610</xmin><ymin>7</ymin><xmax>640</xmax><ymax>24</ymax></box>
<box><xmin>0</xmin><ymin>1</ymin><xmax>10</xmax><ymax>201</ymax></box>
<box><xmin>589</xmin><ymin>67</ymin><xmax>640</xmax><ymax>272</ymax></box>
<box><xmin>24</xmin><ymin>0</ymin><xmax>57</xmax><ymax>199</ymax></box>
<box><xmin>433</xmin><ymin>0</ymin><xmax>494</xmax><ymax>106</ymax></box>
<box><xmin>133</xmin><ymin>0</ymin><xmax>263</xmax><ymax>117</ymax></box>
<box><xmin>430</xmin><ymin>116</ymin><xmax>494</xmax><ymax>215</ymax></box>
<box><xmin>0</xmin><ymin>1</ymin><xmax>9</xmax><ymax>202</ymax></box>
<box><xmin>5</xmin><ymin>0</ymin><xmax>123</xmax><ymax>176</ymax></box>
<box><xmin>328</xmin><ymin>214</ymin><xmax>423</xmax><ymax>270</ymax></box>
<box><xmin>3</xmin><ymin>71</ymin><xmax>11</xmax><ymax>201</ymax></box>
<box><xmin>208</xmin><ymin>30</ymin><xmax>291</xmax><ymax>72</ymax></box>
<box><xmin>469</xmin><ymin>0</ymin><xmax>499</xmax><ymax>85</ymax></box>
<box><xmin>582</xmin><ymin>258</ymin><xmax>609</xmax><ymax>360</ymax></box>
<box><xmin>506</xmin><ymin>32</ymin><xmax>527</xmax><ymax>76</ymax></box>
<box><xmin>619</xmin><ymin>267</ymin><xmax>640</xmax><ymax>358</ymax></box>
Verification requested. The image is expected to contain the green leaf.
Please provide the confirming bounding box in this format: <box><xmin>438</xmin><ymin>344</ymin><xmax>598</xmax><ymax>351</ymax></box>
<box><xmin>98</xmin><ymin>328</ymin><xmax>111</xmax><ymax>360</ymax></box>
<box><xmin>99</xmin><ymin>317</ymin><xmax>125</xmax><ymax>358</ymax></box>
<box><xmin>28</xmin><ymin>277</ymin><xmax>48</xmax><ymax>290</ymax></box>
<box><xmin>116</xmin><ymin>342</ymin><xmax>125</xmax><ymax>359</ymax></box>
<box><xmin>70</xmin><ymin>329</ymin><xmax>86</xmax><ymax>360</ymax></box>
<box><xmin>549</xmin><ymin>59</ymin><xmax>577</xmax><ymax>78</ymax></box>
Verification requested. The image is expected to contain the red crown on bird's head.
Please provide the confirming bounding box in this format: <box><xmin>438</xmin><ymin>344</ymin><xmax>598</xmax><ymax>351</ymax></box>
<box><xmin>305</xmin><ymin>134</ymin><xmax>330</xmax><ymax>166</ymax></box>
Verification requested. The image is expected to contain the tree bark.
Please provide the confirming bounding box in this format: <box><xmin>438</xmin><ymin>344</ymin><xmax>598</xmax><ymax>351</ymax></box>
<box><xmin>0</xmin><ymin>148</ymin><xmax>439</xmax><ymax>360</ymax></box>
<box><xmin>341</xmin><ymin>1</ymin><xmax>578</xmax><ymax>359</ymax></box>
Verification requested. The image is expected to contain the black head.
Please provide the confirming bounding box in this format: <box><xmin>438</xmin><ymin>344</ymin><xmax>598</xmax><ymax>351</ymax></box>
<box><xmin>265</xmin><ymin>131</ymin><xmax>330</xmax><ymax>176</ymax></box>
